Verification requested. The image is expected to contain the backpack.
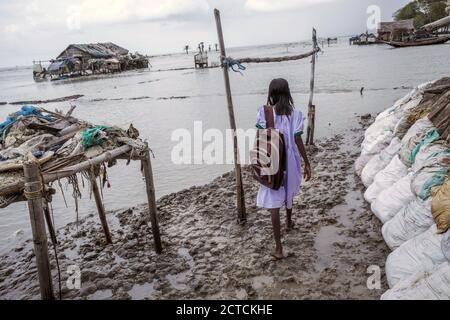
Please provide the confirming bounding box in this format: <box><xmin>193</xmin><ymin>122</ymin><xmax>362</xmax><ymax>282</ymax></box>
<box><xmin>250</xmin><ymin>105</ymin><xmax>286</xmax><ymax>190</ymax></box>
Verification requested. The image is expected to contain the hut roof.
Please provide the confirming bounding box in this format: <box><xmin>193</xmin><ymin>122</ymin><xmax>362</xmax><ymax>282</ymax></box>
<box><xmin>57</xmin><ymin>42</ymin><xmax>129</xmax><ymax>59</ymax></box>
<box><xmin>378</xmin><ymin>19</ymin><xmax>415</xmax><ymax>33</ymax></box>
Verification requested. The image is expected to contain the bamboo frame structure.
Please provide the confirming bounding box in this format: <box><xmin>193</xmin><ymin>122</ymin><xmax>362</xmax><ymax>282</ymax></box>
<box><xmin>213</xmin><ymin>9</ymin><xmax>320</xmax><ymax>222</ymax></box>
<box><xmin>5</xmin><ymin>143</ymin><xmax>162</xmax><ymax>300</ymax></box>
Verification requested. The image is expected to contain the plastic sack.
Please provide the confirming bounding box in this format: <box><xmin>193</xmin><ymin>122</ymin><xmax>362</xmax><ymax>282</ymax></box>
<box><xmin>361</xmin><ymin>138</ymin><xmax>401</xmax><ymax>187</ymax></box>
<box><xmin>372</xmin><ymin>173</ymin><xmax>415</xmax><ymax>223</ymax></box>
<box><xmin>382</xmin><ymin>198</ymin><xmax>433</xmax><ymax>250</ymax></box>
<box><xmin>386</xmin><ymin>224</ymin><xmax>446</xmax><ymax>288</ymax></box>
<box><xmin>411</xmin><ymin>142</ymin><xmax>449</xmax><ymax>173</ymax></box>
<box><xmin>382</xmin><ymin>262</ymin><xmax>450</xmax><ymax>300</ymax></box>
<box><xmin>407</xmin><ymin>130</ymin><xmax>441</xmax><ymax>164</ymax></box>
<box><xmin>431</xmin><ymin>176</ymin><xmax>450</xmax><ymax>234</ymax></box>
<box><xmin>355</xmin><ymin>154</ymin><xmax>375</xmax><ymax>177</ymax></box>
<box><xmin>364</xmin><ymin>155</ymin><xmax>408</xmax><ymax>204</ymax></box>
<box><xmin>413</xmin><ymin>167</ymin><xmax>450</xmax><ymax>200</ymax></box>
<box><xmin>400</xmin><ymin>117</ymin><xmax>435</xmax><ymax>149</ymax></box>
<box><xmin>361</xmin><ymin>131</ymin><xmax>392</xmax><ymax>156</ymax></box>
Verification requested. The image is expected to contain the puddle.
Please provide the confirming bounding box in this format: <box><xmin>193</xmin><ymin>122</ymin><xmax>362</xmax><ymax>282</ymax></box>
<box><xmin>128</xmin><ymin>283</ymin><xmax>155</xmax><ymax>300</ymax></box>
<box><xmin>165</xmin><ymin>248</ymin><xmax>194</xmax><ymax>291</ymax></box>
<box><xmin>313</xmin><ymin>169</ymin><xmax>365</xmax><ymax>271</ymax></box>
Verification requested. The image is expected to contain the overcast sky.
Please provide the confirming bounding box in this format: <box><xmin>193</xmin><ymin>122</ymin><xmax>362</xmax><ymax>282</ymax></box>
<box><xmin>0</xmin><ymin>0</ymin><xmax>410</xmax><ymax>67</ymax></box>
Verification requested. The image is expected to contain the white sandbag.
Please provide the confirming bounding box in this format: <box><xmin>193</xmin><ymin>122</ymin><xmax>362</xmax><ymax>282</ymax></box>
<box><xmin>386</xmin><ymin>224</ymin><xmax>446</xmax><ymax>288</ymax></box>
<box><xmin>442</xmin><ymin>230</ymin><xmax>450</xmax><ymax>261</ymax></box>
<box><xmin>411</xmin><ymin>141</ymin><xmax>448</xmax><ymax>173</ymax></box>
<box><xmin>382</xmin><ymin>198</ymin><xmax>433</xmax><ymax>250</ymax></box>
<box><xmin>372</xmin><ymin>173</ymin><xmax>415</xmax><ymax>223</ymax></box>
<box><xmin>361</xmin><ymin>131</ymin><xmax>392</xmax><ymax>156</ymax></box>
<box><xmin>361</xmin><ymin>138</ymin><xmax>401</xmax><ymax>187</ymax></box>
<box><xmin>400</xmin><ymin>117</ymin><xmax>434</xmax><ymax>147</ymax></box>
<box><xmin>382</xmin><ymin>262</ymin><xmax>450</xmax><ymax>300</ymax></box>
<box><xmin>364</xmin><ymin>155</ymin><xmax>408</xmax><ymax>204</ymax></box>
<box><xmin>411</xmin><ymin>164</ymin><xmax>448</xmax><ymax>200</ymax></box>
<box><xmin>355</xmin><ymin>154</ymin><xmax>374</xmax><ymax>177</ymax></box>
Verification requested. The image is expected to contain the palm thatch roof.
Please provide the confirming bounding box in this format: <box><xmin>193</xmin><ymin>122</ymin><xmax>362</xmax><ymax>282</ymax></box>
<box><xmin>378</xmin><ymin>19</ymin><xmax>415</xmax><ymax>33</ymax></box>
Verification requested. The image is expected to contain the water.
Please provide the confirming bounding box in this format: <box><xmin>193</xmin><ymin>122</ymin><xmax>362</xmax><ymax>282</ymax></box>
<box><xmin>1</xmin><ymin>40</ymin><xmax>449</xmax><ymax>250</ymax></box>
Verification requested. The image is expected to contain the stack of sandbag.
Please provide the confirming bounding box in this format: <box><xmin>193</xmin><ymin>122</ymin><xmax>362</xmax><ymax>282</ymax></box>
<box><xmin>355</xmin><ymin>81</ymin><xmax>433</xmax><ymax>175</ymax></box>
<box><xmin>381</xmin><ymin>261</ymin><xmax>450</xmax><ymax>300</ymax></box>
<box><xmin>355</xmin><ymin>77</ymin><xmax>450</xmax><ymax>299</ymax></box>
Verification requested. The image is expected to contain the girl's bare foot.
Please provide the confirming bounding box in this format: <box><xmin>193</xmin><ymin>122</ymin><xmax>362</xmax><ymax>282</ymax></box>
<box><xmin>271</xmin><ymin>250</ymin><xmax>284</xmax><ymax>260</ymax></box>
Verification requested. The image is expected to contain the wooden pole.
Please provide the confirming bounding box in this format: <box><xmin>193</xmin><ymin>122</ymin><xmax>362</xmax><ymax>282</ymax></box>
<box><xmin>214</xmin><ymin>8</ymin><xmax>247</xmax><ymax>223</ymax></box>
<box><xmin>141</xmin><ymin>145</ymin><xmax>163</xmax><ymax>254</ymax></box>
<box><xmin>306</xmin><ymin>28</ymin><xmax>318</xmax><ymax>146</ymax></box>
<box><xmin>23</xmin><ymin>161</ymin><xmax>54</xmax><ymax>300</ymax></box>
<box><xmin>89</xmin><ymin>172</ymin><xmax>112</xmax><ymax>244</ymax></box>
<box><xmin>43</xmin><ymin>202</ymin><xmax>58</xmax><ymax>245</ymax></box>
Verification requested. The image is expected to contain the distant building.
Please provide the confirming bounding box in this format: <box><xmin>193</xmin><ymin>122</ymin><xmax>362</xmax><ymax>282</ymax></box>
<box><xmin>378</xmin><ymin>19</ymin><xmax>415</xmax><ymax>41</ymax></box>
<box><xmin>45</xmin><ymin>42</ymin><xmax>149</xmax><ymax>79</ymax></box>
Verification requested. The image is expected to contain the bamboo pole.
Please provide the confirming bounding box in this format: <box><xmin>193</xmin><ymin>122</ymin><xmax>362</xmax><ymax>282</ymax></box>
<box><xmin>237</xmin><ymin>48</ymin><xmax>320</xmax><ymax>64</ymax></box>
<box><xmin>43</xmin><ymin>202</ymin><xmax>58</xmax><ymax>245</ymax></box>
<box><xmin>141</xmin><ymin>145</ymin><xmax>163</xmax><ymax>254</ymax></box>
<box><xmin>23</xmin><ymin>161</ymin><xmax>54</xmax><ymax>300</ymax></box>
<box><xmin>214</xmin><ymin>8</ymin><xmax>247</xmax><ymax>223</ymax></box>
<box><xmin>89</xmin><ymin>172</ymin><xmax>113</xmax><ymax>244</ymax></box>
<box><xmin>306</xmin><ymin>28</ymin><xmax>318</xmax><ymax>146</ymax></box>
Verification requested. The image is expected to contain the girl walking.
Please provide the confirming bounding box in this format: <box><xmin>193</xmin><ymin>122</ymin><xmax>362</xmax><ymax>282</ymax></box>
<box><xmin>255</xmin><ymin>78</ymin><xmax>312</xmax><ymax>260</ymax></box>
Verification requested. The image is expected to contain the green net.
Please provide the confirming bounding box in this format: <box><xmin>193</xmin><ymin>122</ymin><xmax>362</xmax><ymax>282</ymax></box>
<box><xmin>81</xmin><ymin>126</ymin><xmax>112</xmax><ymax>148</ymax></box>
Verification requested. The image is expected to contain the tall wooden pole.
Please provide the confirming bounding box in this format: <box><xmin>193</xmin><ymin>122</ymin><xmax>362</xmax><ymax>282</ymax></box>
<box><xmin>23</xmin><ymin>161</ymin><xmax>54</xmax><ymax>300</ymax></box>
<box><xmin>89</xmin><ymin>172</ymin><xmax>113</xmax><ymax>244</ymax></box>
<box><xmin>142</xmin><ymin>146</ymin><xmax>163</xmax><ymax>254</ymax></box>
<box><xmin>214</xmin><ymin>8</ymin><xmax>247</xmax><ymax>223</ymax></box>
<box><xmin>306</xmin><ymin>28</ymin><xmax>318</xmax><ymax>146</ymax></box>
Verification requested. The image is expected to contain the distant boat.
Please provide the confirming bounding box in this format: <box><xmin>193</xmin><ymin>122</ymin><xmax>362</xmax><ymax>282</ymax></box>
<box><xmin>384</xmin><ymin>35</ymin><xmax>450</xmax><ymax>48</ymax></box>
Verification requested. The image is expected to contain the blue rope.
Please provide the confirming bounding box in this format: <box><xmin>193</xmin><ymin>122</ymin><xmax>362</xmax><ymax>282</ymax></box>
<box><xmin>222</xmin><ymin>57</ymin><xmax>246</xmax><ymax>75</ymax></box>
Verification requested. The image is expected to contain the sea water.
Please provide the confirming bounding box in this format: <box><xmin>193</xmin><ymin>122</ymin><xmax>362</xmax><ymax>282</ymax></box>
<box><xmin>0</xmin><ymin>40</ymin><xmax>449</xmax><ymax>250</ymax></box>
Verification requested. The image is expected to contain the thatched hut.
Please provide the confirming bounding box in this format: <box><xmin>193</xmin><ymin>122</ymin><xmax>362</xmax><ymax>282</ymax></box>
<box><xmin>378</xmin><ymin>19</ymin><xmax>415</xmax><ymax>41</ymax></box>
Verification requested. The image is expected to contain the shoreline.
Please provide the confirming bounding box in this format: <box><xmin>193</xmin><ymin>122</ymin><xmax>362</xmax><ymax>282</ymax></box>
<box><xmin>0</xmin><ymin>114</ymin><xmax>390</xmax><ymax>300</ymax></box>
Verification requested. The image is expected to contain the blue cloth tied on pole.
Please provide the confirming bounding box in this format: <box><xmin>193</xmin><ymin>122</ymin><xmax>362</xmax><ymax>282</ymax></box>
<box><xmin>222</xmin><ymin>57</ymin><xmax>246</xmax><ymax>75</ymax></box>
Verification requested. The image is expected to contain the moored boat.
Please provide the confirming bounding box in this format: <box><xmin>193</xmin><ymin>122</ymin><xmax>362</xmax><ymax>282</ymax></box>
<box><xmin>385</xmin><ymin>35</ymin><xmax>450</xmax><ymax>48</ymax></box>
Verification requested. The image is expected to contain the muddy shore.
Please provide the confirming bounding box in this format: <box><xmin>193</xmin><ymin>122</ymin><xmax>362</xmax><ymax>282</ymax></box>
<box><xmin>0</xmin><ymin>115</ymin><xmax>390</xmax><ymax>300</ymax></box>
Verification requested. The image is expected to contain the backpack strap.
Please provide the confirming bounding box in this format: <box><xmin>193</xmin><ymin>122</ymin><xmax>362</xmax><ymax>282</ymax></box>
<box><xmin>264</xmin><ymin>105</ymin><xmax>275</xmax><ymax>129</ymax></box>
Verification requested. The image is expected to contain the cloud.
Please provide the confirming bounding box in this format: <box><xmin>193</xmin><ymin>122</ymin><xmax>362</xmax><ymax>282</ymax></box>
<box><xmin>0</xmin><ymin>0</ymin><xmax>211</xmax><ymax>34</ymax></box>
<box><xmin>77</xmin><ymin>0</ymin><xmax>210</xmax><ymax>25</ymax></box>
<box><xmin>244</xmin><ymin>0</ymin><xmax>334</xmax><ymax>12</ymax></box>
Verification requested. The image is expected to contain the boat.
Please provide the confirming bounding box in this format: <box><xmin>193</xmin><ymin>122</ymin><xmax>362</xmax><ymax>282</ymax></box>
<box><xmin>385</xmin><ymin>35</ymin><xmax>450</xmax><ymax>48</ymax></box>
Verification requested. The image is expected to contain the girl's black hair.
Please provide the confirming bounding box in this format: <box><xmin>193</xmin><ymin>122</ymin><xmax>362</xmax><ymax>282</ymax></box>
<box><xmin>267</xmin><ymin>78</ymin><xmax>294</xmax><ymax>115</ymax></box>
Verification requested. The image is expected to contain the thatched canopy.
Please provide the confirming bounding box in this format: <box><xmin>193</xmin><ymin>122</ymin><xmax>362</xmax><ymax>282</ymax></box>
<box><xmin>56</xmin><ymin>42</ymin><xmax>129</xmax><ymax>60</ymax></box>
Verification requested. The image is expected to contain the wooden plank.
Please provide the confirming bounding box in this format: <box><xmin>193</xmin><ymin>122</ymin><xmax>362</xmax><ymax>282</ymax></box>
<box><xmin>141</xmin><ymin>146</ymin><xmax>163</xmax><ymax>254</ymax></box>
<box><xmin>23</xmin><ymin>161</ymin><xmax>54</xmax><ymax>300</ymax></box>
<box><xmin>214</xmin><ymin>8</ymin><xmax>247</xmax><ymax>223</ymax></box>
<box><xmin>1</xmin><ymin>145</ymin><xmax>131</xmax><ymax>197</ymax></box>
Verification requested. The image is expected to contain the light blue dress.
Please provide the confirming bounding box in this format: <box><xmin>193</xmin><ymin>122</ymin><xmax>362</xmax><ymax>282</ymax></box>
<box><xmin>255</xmin><ymin>105</ymin><xmax>305</xmax><ymax>209</ymax></box>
